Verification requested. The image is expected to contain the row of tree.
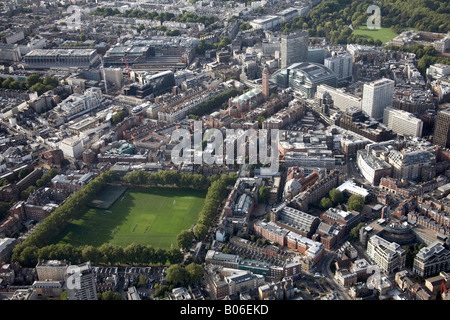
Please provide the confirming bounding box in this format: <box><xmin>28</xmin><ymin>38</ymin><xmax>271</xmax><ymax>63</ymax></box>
<box><xmin>195</xmin><ymin>37</ymin><xmax>232</xmax><ymax>54</ymax></box>
<box><xmin>320</xmin><ymin>188</ymin><xmax>345</xmax><ymax>210</ymax></box>
<box><xmin>36</xmin><ymin>168</ymin><xmax>59</xmax><ymax>188</ymax></box>
<box><xmin>192</xmin><ymin>173</ymin><xmax>237</xmax><ymax>241</ymax></box>
<box><xmin>165</xmin><ymin>263</ymin><xmax>204</xmax><ymax>286</ymax></box>
<box><xmin>123</xmin><ymin>170</ymin><xmax>210</xmax><ymax>189</ymax></box>
<box><xmin>0</xmin><ymin>74</ymin><xmax>59</xmax><ymax>95</ymax></box>
<box><xmin>188</xmin><ymin>88</ymin><xmax>242</xmax><ymax>117</ymax></box>
<box><xmin>12</xmin><ymin>241</ymin><xmax>184</xmax><ymax>268</ymax></box>
<box><xmin>177</xmin><ymin>173</ymin><xmax>237</xmax><ymax>250</ymax></box>
<box><xmin>97</xmin><ymin>291</ymin><xmax>122</xmax><ymax>300</ymax></box>
<box><xmin>91</xmin><ymin>8</ymin><xmax>215</xmax><ymax>27</ymax></box>
<box><xmin>61</xmin><ymin>290</ymin><xmax>123</xmax><ymax>300</ymax></box>
<box><xmin>320</xmin><ymin>188</ymin><xmax>365</xmax><ymax>213</ymax></box>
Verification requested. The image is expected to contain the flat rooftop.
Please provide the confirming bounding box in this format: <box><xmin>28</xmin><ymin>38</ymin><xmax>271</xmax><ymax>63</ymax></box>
<box><xmin>26</xmin><ymin>49</ymin><xmax>97</xmax><ymax>56</ymax></box>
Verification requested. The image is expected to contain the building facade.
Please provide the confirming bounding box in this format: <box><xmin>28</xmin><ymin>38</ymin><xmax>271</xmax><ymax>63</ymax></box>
<box><xmin>271</xmin><ymin>62</ymin><xmax>337</xmax><ymax>99</ymax></box>
<box><xmin>324</xmin><ymin>53</ymin><xmax>353</xmax><ymax>82</ymax></box>
<box><xmin>361</xmin><ymin>78</ymin><xmax>395</xmax><ymax>120</ymax></box>
<box><xmin>65</xmin><ymin>261</ymin><xmax>97</xmax><ymax>300</ymax></box>
<box><xmin>24</xmin><ymin>49</ymin><xmax>100</xmax><ymax>69</ymax></box>
<box><xmin>433</xmin><ymin>108</ymin><xmax>450</xmax><ymax>149</ymax></box>
<box><xmin>280</xmin><ymin>31</ymin><xmax>309</xmax><ymax>68</ymax></box>
<box><xmin>383</xmin><ymin>107</ymin><xmax>423</xmax><ymax>137</ymax></box>
<box><xmin>366</xmin><ymin>235</ymin><xmax>406</xmax><ymax>274</ymax></box>
<box><xmin>413</xmin><ymin>242</ymin><xmax>450</xmax><ymax>278</ymax></box>
<box><xmin>36</xmin><ymin>260</ymin><xmax>68</xmax><ymax>281</ymax></box>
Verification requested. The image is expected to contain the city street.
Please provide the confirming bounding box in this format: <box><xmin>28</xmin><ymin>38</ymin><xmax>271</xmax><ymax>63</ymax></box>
<box><xmin>315</xmin><ymin>251</ymin><xmax>352</xmax><ymax>300</ymax></box>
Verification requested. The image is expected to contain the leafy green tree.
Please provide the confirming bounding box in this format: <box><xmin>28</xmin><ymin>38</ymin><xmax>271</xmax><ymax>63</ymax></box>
<box><xmin>0</xmin><ymin>202</ymin><xmax>9</xmax><ymax>221</ymax></box>
<box><xmin>19</xmin><ymin>245</ymin><xmax>39</xmax><ymax>267</ymax></box>
<box><xmin>347</xmin><ymin>194</ymin><xmax>365</xmax><ymax>212</ymax></box>
<box><xmin>153</xmin><ymin>284</ymin><xmax>171</xmax><ymax>299</ymax></box>
<box><xmin>193</xmin><ymin>223</ymin><xmax>208</xmax><ymax>240</ymax></box>
<box><xmin>29</xmin><ymin>83</ymin><xmax>48</xmax><ymax>95</ymax></box>
<box><xmin>43</xmin><ymin>76</ymin><xmax>58</xmax><ymax>88</ymax></box>
<box><xmin>214</xmin><ymin>37</ymin><xmax>231</xmax><ymax>50</ymax></box>
<box><xmin>239</xmin><ymin>22</ymin><xmax>252</xmax><ymax>31</ymax></box>
<box><xmin>111</xmin><ymin>110</ymin><xmax>128</xmax><ymax>124</ymax></box>
<box><xmin>403</xmin><ymin>243</ymin><xmax>426</xmax><ymax>268</ymax></box>
<box><xmin>185</xmin><ymin>263</ymin><xmax>203</xmax><ymax>284</ymax></box>
<box><xmin>165</xmin><ymin>264</ymin><xmax>187</xmax><ymax>285</ymax></box>
<box><xmin>60</xmin><ymin>291</ymin><xmax>68</xmax><ymax>300</ymax></box>
<box><xmin>18</xmin><ymin>167</ymin><xmax>31</xmax><ymax>180</ymax></box>
<box><xmin>20</xmin><ymin>186</ymin><xmax>36</xmax><ymax>200</ymax></box>
<box><xmin>82</xmin><ymin>245</ymin><xmax>100</xmax><ymax>264</ymax></box>
<box><xmin>142</xmin><ymin>245</ymin><xmax>155</xmax><ymax>263</ymax></box>
<box><xmin>177</xmin><ymin>230</ymin><xmax>194</xmax><ymax>251</ymax></box>
<box><xmin>26</xmin><ymin>74</ymin><xmax>41</xmax><ymax>88</ymax></box>
<box><xmin>111</xmin><ymin>246</ymin><xmax>125</xmax><ymax>264</ymax></box>
<box><xmin>329</xmin><ymin>188</ymin><xmax>344</xmax><ymax>205</ymax></box>
<box><xmin>165</xmin><ymin>29</ymin><xmax>180</xmax><ymax>36</ymax></box>
<box><xmin>98</xmin><ymin>243</ymin><xmax>116</xmax><ymax>264</ymax></box>
<box><xmin>124</xmin><ymin>243</ymin><xmax>144</xmax><ymax>264</ymax></box>
<box><xmin>154</xmin><ymin>248</ymin><xmax>167</xmax><ymax>265</ymax></box>
<box><xmin>188</xmin><ymin>88</ymin><xmax>242</xmax><ymax>117</ymax></box>
<box><xmin>320</xmin><ymin>197</ymin><xmax>333</xmax><ymax>210</ymax></box>
<box><xmin>8</xmin><ymin>81</ymin><xmax>19</xmax><ymax>90</ymax></box>
<box><xmin>167</xmin><ymin>247</ymin><xmax>183</xmax><ymax>264</ymax></box>
<box><xmin>259</xmin><ymin>186</ymin><xmax>270</xmax><ymax>203</ymax></box>
<box><xmin>257</xmin><ymin>116</ymin><xmax>265</xmax><ymax>129</ymax></box>
<box><xmin>98</xmin><ymin>291</ymin><xmax>122</xmax><ymax>300</ymax></box>
<box><xmin>2</xmin><ymin>77</ymin><xmax>13</xmax><ymax>89</ymax></box>
<box><xmin>349</xmin><ymin>222</ymin><xmax>365</xmax><ymax>240</ymax></box>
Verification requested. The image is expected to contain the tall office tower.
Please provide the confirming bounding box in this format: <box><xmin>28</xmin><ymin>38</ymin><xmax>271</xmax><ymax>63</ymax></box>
<box><xmin>281</xmin><ymin>30</ymin><xmax>309</xmax><ymax>68</ymax></box>
<box><xmin>361</xmin><ymin>78</ymin><xmax>395</xmax><ymax>120</ymax></box>
<box><xmin>324</xmin><ymin>52</ymin><xmax>353</xmax><ymax>82</ymax></box>
<box><xmin>262</xmin><ymin>66</ymin><xmax>270</xmax><ymax>100</ymax></box>
<box><xmin>383</xmin><ymin>107</ymin><xmax>424</xmax><ymax>137</ymax></box>
<box><xmin>433</xmin><ymin>108</ymin><xmax>450</xmax><ymax>148</ymax></box>
<box><xmin>65</xmin><ymin>261</ymin><xmax>97</xmax><ymax>300</ymax></box>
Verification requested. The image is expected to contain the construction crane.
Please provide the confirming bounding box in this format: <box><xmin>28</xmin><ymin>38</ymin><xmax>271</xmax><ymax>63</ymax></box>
<box><xmin>123</xmin><ymin>55</ymin><xmax>131</xmax><ymax>84</ymax></box>
<box><xmin>442</xmin><ymin>280</ymin><xmax>449</xmax><ymax>300</ymax></box>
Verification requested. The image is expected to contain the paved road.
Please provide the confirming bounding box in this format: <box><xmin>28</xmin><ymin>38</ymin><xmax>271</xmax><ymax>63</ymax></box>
<box><xmin>347</xmin><ymin>158</ymin><xmax>365</xmax><ymax>182</ymax></box>
<box><xmin>316</xmin><ymin>251</ymin><xmax>353</xmax><ymax>300</ymax></box>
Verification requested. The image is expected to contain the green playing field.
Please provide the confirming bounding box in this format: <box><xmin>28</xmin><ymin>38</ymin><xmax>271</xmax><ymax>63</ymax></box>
<box><xmin>352</xmin><ymin>26</ymin><xmax>399</xmax><ymax>44</ymax></box>
<box><xmin>54</xmin><ymin>187</ymin><xmax>206</xmax><ymax>249</ymax></box>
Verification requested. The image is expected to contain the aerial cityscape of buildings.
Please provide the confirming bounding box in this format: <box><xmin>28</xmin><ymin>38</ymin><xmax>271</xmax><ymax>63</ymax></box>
<box><xmin>0</xmin><ymin>0</ymin><xmax>449</xmax><ymax>308</ymax></box>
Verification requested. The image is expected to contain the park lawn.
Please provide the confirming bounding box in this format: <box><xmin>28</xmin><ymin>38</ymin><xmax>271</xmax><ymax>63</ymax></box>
<box><xmin>54</xmin><ymin>187</ymin><xmax>206</xmax><ymax>249</ymax></box>
<box><xmin>352</xmin><ymin>26</ymin><xmax>399</xmax><ymax>44</ymax></box>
